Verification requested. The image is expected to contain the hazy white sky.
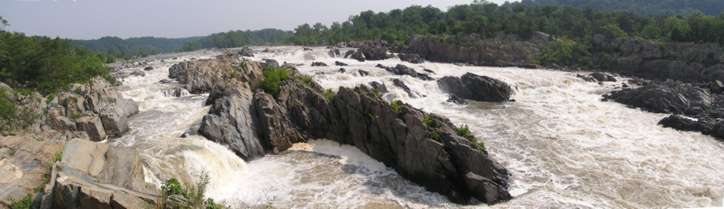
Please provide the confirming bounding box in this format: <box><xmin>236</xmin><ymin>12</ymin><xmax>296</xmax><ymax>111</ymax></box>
<box><xmin>0</xmin><ymin>0</ymin><xmax>513</xmax><ymax>39</ymax></box>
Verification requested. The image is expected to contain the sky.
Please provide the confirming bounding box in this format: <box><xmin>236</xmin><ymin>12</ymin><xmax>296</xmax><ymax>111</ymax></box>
<box><xmin>0</xmin><ymin>0</ymin><xmax>513</xmax><ymax>40</ymax></box>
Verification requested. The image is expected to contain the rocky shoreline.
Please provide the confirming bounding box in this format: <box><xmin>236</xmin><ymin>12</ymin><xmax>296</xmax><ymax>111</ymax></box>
<box><xmin>169</xmin><ymin>53</ymin><xmax>514</xmax><ymax>204</ymax></box>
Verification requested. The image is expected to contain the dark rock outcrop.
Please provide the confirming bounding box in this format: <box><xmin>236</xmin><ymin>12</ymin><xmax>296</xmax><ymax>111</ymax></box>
<box><xmin>658</xmin><ymin>114</ymin><xmax>712</xmax><ymax>133</ymax></box>
<box><xmin>393</xmin><ymin>79</ymin><xmax>417</xmax><ymax>98</ymax></box>
<box><xmin>252</xmin><ymin>91</ymin><xmax>304</xmax><ymax>153</ymax></box>
<box><xmin>604</xmin><ymin>81</ymin><xmax>712</xmax><ymax>115</ymax></box>
<box><xmin>143</xmin><ymin>66</ymin><xmax>154</xmax><ymax>71</ymax></box>
<box><xmin>311</xmin><ymin>62</ymin><xmax>328</xmax><ymax>67</ymax></box>
<box><xmin>398</xmin><ymin>53</ymin><xmax>424</xmax><ymax>64</ymax></box>
<box><xmin>200</xmin><ymin>85</ymin><xmax>265</xmax><ymax>161</ymax></box>
<box><xmin>438</xmin><ymin>73</ymin><xmax>513</xmax><ymax>102</ymax></box>
<box><xmin>334</xmin><ymin>61</ymin><xmax>348</xmax><ymax>66</ymax></box>
<box><xmin>578</xmin><ymin>72</ymin><xmax>617</xmax><ymax>82</ymax></box>
<box><xmin>169</xmin><ymin>57</ymin><xmax>512</xmax><ymax>205</ymax></box>
<box><xmin>604</xmin><ymin>80</ymin><xmax>724</xmax><ymax>140</ymax></box>
<box><xmin>377</xmin><ymin>64</ymin><xmax>433</xmax><ymax>81</ymax></box>
<box><xmin>321</xmin><ymin>86</ymin><xmax>511</xmax><ymax>204</ymax></box>
<box><xmin>239</xmin><ymin>47</ymin><xmax>254</xmax><ymax>57</ymax></box>
<box><xmin>404</xmin><ymin>35</ymin><xmax>545</xmax><ymax>67</ymax></box>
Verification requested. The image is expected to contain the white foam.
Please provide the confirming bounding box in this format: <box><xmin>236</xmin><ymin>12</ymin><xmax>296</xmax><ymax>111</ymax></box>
<box><xmin>250</xmin><ymin>46</ymin><xmax>724</xmax><ymax>209</ymax></box>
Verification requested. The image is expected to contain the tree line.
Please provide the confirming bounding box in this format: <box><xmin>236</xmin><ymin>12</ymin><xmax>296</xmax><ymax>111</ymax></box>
<box><xmin>288</xmin><ymin>1</ymin><xmax>724</xmax><ymax>46</ymax></box>
<box><xmin>521</xmin><ymin>0</ymin><xmax>724</xmax><ymax>16</ymax></box>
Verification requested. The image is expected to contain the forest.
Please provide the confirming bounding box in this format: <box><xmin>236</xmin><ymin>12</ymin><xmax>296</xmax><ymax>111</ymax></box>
<box><xmin>72</xmin><ymin>36</ymin><xmax>201</xmax><ymax>59</ymax></box>
<box><xmin>289</xmin><ymin>1</ymin><xmax>724</xmax><ymax>46</ymax></box>
<box><xmin>73</xmin><ymin>29</ymin><xmax>293</xmax><ymax>59</ymax></box>
<box><xmin>521</xmin><ymin>0</ymin><xmax>724</xmax><ymax>16</ymax></box>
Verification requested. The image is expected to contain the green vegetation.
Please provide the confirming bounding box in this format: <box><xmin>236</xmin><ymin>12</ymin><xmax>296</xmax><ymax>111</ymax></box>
<box><xmin>429</xmin><ymin>130</ymin><xmax>441</xmax><ymax>141</ymax></box>
<box><xmin>323</xmin><ymin>89</ymin><xmax>335</xmax><ymax>101</ymax></box>
<box><xmin>521</xmin><ymin>0</ymin><xmax>724</xmax><ymax>16</ymax></box>
<box><xmin>422</xmin><ymin>114</ymin><xmax>439</xmax><ymax>128</ymax></box>
<box><xmin>72</xmin><ymin>29</ymin><xmax>291</xmax><ymax>59</ymax></box>
<box><xmin>454</xmin><ymin>124</ymin><xmax>476</xmax><ymax>141</ymax></box>
<box><xmin>537</xmin><ymin>37</ymin><xmax>590</xmax><ymax>66</ymax></box>
<box><xmin>0</xmin><ymin>89</ymin><xmax>37</xmax><ymax>133</ymax></box>
<box><xmin>288</xmin><ymin>2</ymin><xmax>724</xmax><ymax>58</ymax></box>
<box><xmin>181</xmin><ymin>29</ymin><xmax>292</xmax><ymax>51</ymax></box>
<box><xmin>390</xmin><ymin>100</ymin><xmax>403</xmax><ymax>113</ymax></box>
<box><xmin>72</xmin><ymin>36</ymin><xmax>200</xmax><ymax>59</ymax></box>
<box><xmin>0</xmin><ymin>31</ymin><xmax>111</xmax><ymax>95</ymax></box>
<box><xmin>473</xmin><ymin>140</ymin><xmax>487</xmax><ymax>152</ymax></box>
<box><xmin>159</xmin><ymin>174</ymin><xmax>226</xmax><ymax>209</ymax></box>
<box><xmin>259</xmin><ymin>67</ymin><xmax>290</xmax><ymax>98</ymax></box>
<box><xmin>9</xmin><ymin>194</ymin><xmax>32</xmax><ymax>209</ymax></box>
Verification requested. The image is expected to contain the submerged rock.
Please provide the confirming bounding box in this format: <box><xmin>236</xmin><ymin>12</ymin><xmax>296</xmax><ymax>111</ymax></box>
<box><xmin>393</xmin><ymin>79</ymin><xmax>416</xmax><ymax>98</ymax></box>
<box><xmin>239</xmin><ymin>47</ymin><xmax>254</xmax><ymax>57</ymax></box>
<box><xmin>335</xmin><ymin>61</ymin><xmax>348</xmax><ymax>66</ymax></box>
<box><xmin>578</xmin><ymin>72</ymin><xmax>617</xmax><ymax>82</ymax></box>
<box><xmin>438</xmin><ymin>73</ymin><xmax>513</xmax><ymax>102</ymax></box>
<box><xmin>398</xmin><ymin>53</ymin><xmax>424</xmax><ymax>64</ymax></box>
<box><xmin>311</xmin><ymin>62</ymin><xmax>328</xmax><ymax>67</ymax></box>
<box><xmin>377</xmin><ymin>64</ymin><xmax>433</xmax><ymax>81</ymax></box>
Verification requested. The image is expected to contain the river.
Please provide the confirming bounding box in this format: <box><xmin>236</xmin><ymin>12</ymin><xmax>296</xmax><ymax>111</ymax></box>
<box><xmin>111</xmin><ymin>46</ymin><xmax>724</xmax><ymax>209</ymax></box>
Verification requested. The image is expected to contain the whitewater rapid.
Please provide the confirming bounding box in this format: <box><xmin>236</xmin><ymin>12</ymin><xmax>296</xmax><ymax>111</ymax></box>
<box><xmin>112</xmin><ymin>46</ymin><xmax>724</xmax><ymax>209</ymax></box>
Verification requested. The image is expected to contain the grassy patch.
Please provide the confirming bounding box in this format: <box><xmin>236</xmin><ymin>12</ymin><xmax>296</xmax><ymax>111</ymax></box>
<box><xmin>454</xmin><ymin>125</ymin><xmax>475</xmax><ymax>141</ymax></box>
<box><xmin>9</xmin><ymin>194</ymin><xmax>32</xmax><ymax>209</ymax></box>
<box><xmin>390</xmin><ymin>100</ymin><xmax>403</xmax><ymax>113</ymax></box>
<box><xmin>422</xmin><ymin>114</ymin><xmax>439</xmax><ymax>128</ymax></box>
<box><xmin>323</xmin><ymin>89</ymin><xmax>335</xmax><ymax>101</ymax></box>
<box><xmin>472</xmin><ymin>140</ymin><xmax>486</xmax><ymax>153</ymax></box>
<box><xmin>259</xmin><ymin>67</ymin><xmax>290</xmax><ymax>98</ymax></box>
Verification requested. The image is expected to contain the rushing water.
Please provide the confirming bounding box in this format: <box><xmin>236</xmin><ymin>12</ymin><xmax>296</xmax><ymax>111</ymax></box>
<box><xmin>112</xmin><ymin>46</ymin><xmax>724</xmax><ymax>209</ymax></box>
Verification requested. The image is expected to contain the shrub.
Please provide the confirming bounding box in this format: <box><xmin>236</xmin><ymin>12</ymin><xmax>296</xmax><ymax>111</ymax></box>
<box><xmin>454</xmin><ymin>125</ymin><xmax>475</xmax><ymax>141</ymax></box>
<box><xmin>536</xmin><ymin>37</ymin><xmax>591</xmax><ymax>67</ymax></box>
<box><xmin>0</xmin><ymin>89</ymin><xmax>37</xmax><ymax>133</ymax></box>
<box><xmin>323</xmin><ymin>89</ymin><xmax>335</xmax><ymax>101</ymax></box>
<box><xmin>390</xmin><ymin>100</ymin><xmax>403</xmax><ymax>113</ymax></box>
<box><xmin>259</xmin><ymin>67</ymin><xmax>290</xmax><ymax>98</ymax></box>
<box><xmin>430</xmin><ymin>130</ymin><xmax>441</xmax><ymax>141</ymax></box>
<box><xmin>422</xmin><ymin>114</ymin><xmax>438</xmax><ymax>128</ymax></box>
<box><xmin>473</xmin><ymin>140</ymin><xmax>486</xmax><ymax>152</ymax></box>
<box><xmin>9</xmin><ymin>194</ymin><xmax>32</xmax><ymax>209</ymax></box>
<box><xmin>0</xmin><ymin>89</ymin><xmax>17</xmax><ymax>132</ymax></box>
<box><xmin>158</xmin><ymin>173</ymin><xmax>227</xmax><ymax>209</ymax></box>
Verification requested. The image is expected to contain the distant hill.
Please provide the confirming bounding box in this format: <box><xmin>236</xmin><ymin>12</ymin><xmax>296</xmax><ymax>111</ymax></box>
<box><xmin>181</xmin><ymin>29</ymin><xmax>293</xmax><ymax>51</ymax></box>
<box><xmin>521</xmin><ymin>0</ymin><xmax>724</xmax><ymax>16</ymax></box>
<box><xmin>72</xmin><ymin>36</ymin><xmax>200</xmax><ymax>58</ymax></box>
<box><xmin>73</xmin><ymin>28</ymin><xmax>293</xmax><ymax>58</ymax></box>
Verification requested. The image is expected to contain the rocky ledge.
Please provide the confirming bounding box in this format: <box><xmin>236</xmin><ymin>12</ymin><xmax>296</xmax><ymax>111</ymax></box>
<box><xmin>169</xmin><ymin>54</ymin><xmax>513</xmax><ymax>204</ymax></box>
<box><xmin>604</xmin><ymin>80</ymin><xmax>724</xmax><ymax>140</ymax></box>
<box><xmin>438</xmin><ymin>73</ymin><xmax>514</xmax><ymax>102</ymax></box>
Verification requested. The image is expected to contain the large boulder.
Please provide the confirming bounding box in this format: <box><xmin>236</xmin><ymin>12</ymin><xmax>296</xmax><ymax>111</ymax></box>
<box><xmin>323</xmin><ymin>87</ymin><xmax>511</xmax><ymax>204</ymax></box>
<box><xmin>604</xmin><ymin>81</ymin><xmax>712</xmax><ymax>115</ymax></box>
<box><xmin>438</xmin><ymin>73</ymin><xmax>513</xmax><ymax>102</ymax></box>
<box><xmin>38</xmin><ymin>139</ymin><xmax>157</xmax><ymax>209</ymax></box>
<box><xmin>252</xmin><ymin>91</ymin><xmax>304</xmax><ymax>153</ymax></box>
<box><xmin>658</xmin><ymin>114</ymin><xmax>713</xmax><ymax>133</ymax></box>
<box><xmin>199</xmin><ymin>85</ymin><xmax>265</xmax><ymax>160</ymax></box>
<box><xmin>169</xmin><ymin>54</ymin><xmax>264</xmax><ymax>93</ymax></box>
